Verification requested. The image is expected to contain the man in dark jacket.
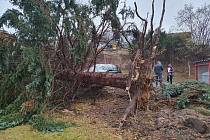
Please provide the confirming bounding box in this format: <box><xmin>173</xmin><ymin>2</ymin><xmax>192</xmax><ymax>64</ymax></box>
<box><xmin>154</xmin><ymin>61</ymin><xmax>163</xmax><ymax>87</ymax></box>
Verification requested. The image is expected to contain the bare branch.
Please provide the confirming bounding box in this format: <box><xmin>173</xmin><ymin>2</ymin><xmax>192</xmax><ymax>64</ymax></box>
<box><xmin>134</xmin><ymin>2</ymin><xmax>147</xmax><ymax>23</ymax></box>
<box><xmin>96</xmin><ymin>38</ymin><xmax>114</xmax><ymax>55</ymax></box>
<box><xmin>143</xmin><ymin>13</ymin><xmax>149</xmax><ymax>35</ymax></box>
<box><xmin>150</xmin><ymin>0</ymin><xmax>155</xmax><ymax>44</ymax></box>
<box><xmin>121</xmin><ymin>32</ymin><xmax>132</xmax><ymax>46</ymax></box>
<box><xmin>153</xmin><ymin>0</ymin><xmax>166</xmax><ymax>47</ymax></box>
<box><xmin>159</xmin><ymin>0</ymin><xmax>166</xmax><ymax>29</ymax></box>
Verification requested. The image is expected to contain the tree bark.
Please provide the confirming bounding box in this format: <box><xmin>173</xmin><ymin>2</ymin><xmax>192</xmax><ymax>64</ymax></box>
<box><xmin>55</xmin><ymin>71</ymin><xmax>128</xmax><ymax>89</ymax></box>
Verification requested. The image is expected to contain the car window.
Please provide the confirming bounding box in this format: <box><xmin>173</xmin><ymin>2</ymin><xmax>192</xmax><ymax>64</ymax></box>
<box><xmin>87</xmin><ymin>64</ymin><xmax>119</xmax><ymax>72</ymax></box>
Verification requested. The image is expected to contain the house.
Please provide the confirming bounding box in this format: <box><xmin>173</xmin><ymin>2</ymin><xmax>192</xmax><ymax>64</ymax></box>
<box><xmin>194</xmin><ymin>59</ymin><xmax>210</xmax><ymax>84</ymax></box>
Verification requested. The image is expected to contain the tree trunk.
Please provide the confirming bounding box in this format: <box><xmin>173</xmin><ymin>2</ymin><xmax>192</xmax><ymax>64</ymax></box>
<box><xmin>55</xmin><ymin>71</ymin><xmax>128</xmax><ymax>89</ymax></box>
<box><xmin>188</xmin><ymin>60</ymin><xmax>191</xmax><ymax>78</ymax></box>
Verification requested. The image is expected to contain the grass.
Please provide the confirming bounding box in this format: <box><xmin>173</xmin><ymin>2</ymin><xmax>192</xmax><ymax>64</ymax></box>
<box><xmin>192</xmin><ymin>106</ymin><xmax>210</xmax><ymax>116</ymax></box>
<box><xmin>0</xmin><ymin>125</ymin><xmax>120</xmax><ymax>140</ymax></box>
<box><xmin>0</xmin><ymin>111</ymin><xmax>121</xmax><ymax>140</ymax></box>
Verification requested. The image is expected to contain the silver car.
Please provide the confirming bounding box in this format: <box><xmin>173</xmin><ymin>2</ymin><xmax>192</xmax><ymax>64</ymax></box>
<box><xmin>86</xmin><ymin>64</ymin><xmax>121</xmax><ymax>73</ymax></box>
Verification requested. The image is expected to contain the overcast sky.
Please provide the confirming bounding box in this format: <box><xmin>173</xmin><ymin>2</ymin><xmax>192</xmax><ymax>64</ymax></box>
<box><xmin>0</xmin><ymin>0</ymin><xmax>210</xmax><ymax>33</ymax></box>
<box><xmin>124</xmin><ymin>0</ymin><xmax>210</xmax><ymax>32</ymax></box>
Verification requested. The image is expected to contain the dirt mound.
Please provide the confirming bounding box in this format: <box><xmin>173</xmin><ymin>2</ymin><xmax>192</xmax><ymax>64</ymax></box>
<box><xmin>68</xmin><ymin>86</ymin><xmax>210</xmax><ymax>140</ymax></box>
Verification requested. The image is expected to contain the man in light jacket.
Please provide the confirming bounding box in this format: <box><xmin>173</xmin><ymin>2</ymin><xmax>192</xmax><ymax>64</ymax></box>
<box><xmin>167</xmin><ymin>64</ymin><xmax>174</xmax><ymax>84</ymax></box>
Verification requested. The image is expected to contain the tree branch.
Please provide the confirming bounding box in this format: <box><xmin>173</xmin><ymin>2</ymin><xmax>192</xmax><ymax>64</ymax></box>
<box><xmin>150</xmin><ymin>0</ymin><xmax>155</xmax><ymax>45</ymax></box>
<box><xmin>159</xmin><ymin>0</ymin><xmax>166</xmax><ymax>29</ymax></box>
<box><xmin>134</xmin><ymin>2</ymin><xmax>147</xmax><ymax>23</ymax></box>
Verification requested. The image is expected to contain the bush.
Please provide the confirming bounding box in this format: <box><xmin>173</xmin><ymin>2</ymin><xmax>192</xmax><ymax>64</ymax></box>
<box><xmin>163</xmin><ymin>80</ymin><xmax>210</xmax><ymax>109</ymax></box>
<box><xmin>176</xmin><ymin>95</ymin><xmax>190</xmax><ymax>109</ymax></box>
<box><xmin>163</xmin><ymin>84</ymin><xmax>183</xmax><ymax>99</ymax></box>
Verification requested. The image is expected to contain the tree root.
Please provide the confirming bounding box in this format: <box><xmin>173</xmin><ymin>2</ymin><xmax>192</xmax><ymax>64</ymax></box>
<box><xmin>119</xmin><ymin>94</ymin><xmax>137</xmax><ymax>129</ymax></box>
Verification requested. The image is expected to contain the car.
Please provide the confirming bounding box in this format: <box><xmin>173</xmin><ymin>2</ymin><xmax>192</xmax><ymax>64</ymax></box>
<box><xmin>85</xmin><ymin>64</ymin><xmax>121</xmax><ymax>73</ymax></box>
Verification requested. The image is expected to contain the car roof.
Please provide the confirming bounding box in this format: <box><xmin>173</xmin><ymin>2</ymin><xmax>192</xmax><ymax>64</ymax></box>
<box><xmin>94</xmin><ymin>64</ymin><xmax>117</xmax><ymax>67</ymax></box>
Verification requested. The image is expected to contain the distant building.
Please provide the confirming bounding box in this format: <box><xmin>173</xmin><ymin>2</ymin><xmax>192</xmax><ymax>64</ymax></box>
<box><xmin>194</xmin><ymin>59</ymin><xmax>210</xmax><ymax>84</ymax></box>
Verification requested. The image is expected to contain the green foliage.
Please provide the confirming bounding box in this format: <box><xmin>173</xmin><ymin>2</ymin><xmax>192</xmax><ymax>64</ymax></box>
<box><xmin>29</xmin><ymin>115</ymin><xmax>72</xmax><ymax>132</ymax></box>
<box><xmin>163</xmin><ymin>84</ymin><xmax>183</xmax><ymax>99</ymax></box>
<box><xmin>91</xmin><ymin>0</ymin><xmax>119</xmax><ymax>14</ymax></box>
<box><xmin>159</xmin><ymin>31</ymin><xmax>186</xmax><ymax>62</ymax></box>
<box><xmin>0</xmin><ymin>9</ymin><xmax>24</xmax><ymax>30</ymax></box>
<box><xmin>0</xmin><ymin>113</ymin><xmax>24</xmax><ymax>130</ymax></box>
<box><xmin>160</xmin><ymin>31</ymin><xmax>186</xmax><ymax>50</ymax></box>
<box><xmin>91</xmin><ymin>0</ymin><xmax>120</xmax><ymax>31</ymax></box>
<box><xmin>71</xmin><ymin>21</ymin><xmax>90</xmax><ymax>64</ymax></box>
<box><xmin>179</xmin><ymin>80</ymin><xmax>206</xmax><ymax>88</ymax></box>
<box><xmin>0</xmin><ymin>40</ymin><xmax>20</xmax><ymax>74</ymax></box>
<box><xmin>22</xmin><ymin>47</ymin><xmax>46</xmax><ymax>94</ymax></box>
<box><xmin>0</xmin><ymin>0</ymin><xmax>121</xmax><ymax>132</ymax></box>
<box><xmin>128</xmin><ymin>44</ymin><xmax>137</xmax><ymax>53</ymax></box>
<box><xmin>3</xmin><ymin>95</ymin><xmax>26</xmax><ymax>115</ymax></box>
<box><xmin>163</xmin><ymin>80</ymin><xmax>210</xmax><ymax>109</ymax></box>
<box><xmin>179</xmin><ymin>80</ymin><xmax>210</xmax><ymax>102</ymax></box>
<box><xmin>0</xmin><ymin>1</ymin><xmax>55</xmax><ymax>48</ymax></box>
<box><xmin>0</xmin><ymin>61</ymin><xmax>28</xmax><ymax>108</ymax></box>
<box><xmin>0</xmin><ymin>43</ymin><xmax>10</xmax><ymax>74</ymax></box>
<box><xmin>0</xmin><ymin>0</ymin><xmax>91</xmax><ymax>130</ymax></box>
<box><xmin>0</xmin><ymin>112</ymin><xmax>71</xmax><ymax>132</ymax></box>
<box><xmin>0</xmin><ymin>0</ymin><xmax>55</xmax><ymax>112</ymax></box>
<box><xmin>176</xmin><ymin>95</ymin><xmax>190</xmax><ymax>109</ymax></box>
<box><xmin>0</xmin><ymin>40</ymin><xmax>52</xmax><ymax>132</ymax></box>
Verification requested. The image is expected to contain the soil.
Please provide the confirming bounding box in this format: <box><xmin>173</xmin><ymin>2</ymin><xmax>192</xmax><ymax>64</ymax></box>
<box><xmin>55</xmin><ymin>86</ymin><xmax>210</xmax><ymax>140</ymax></box>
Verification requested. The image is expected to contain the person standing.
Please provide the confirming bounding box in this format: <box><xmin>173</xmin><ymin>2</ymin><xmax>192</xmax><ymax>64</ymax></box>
<box><xmin>167</xmin><ymin>64</ymin><xmax>174</xmax><ymax>84</ymax></box>
<box><xmin>154</xmin><ymin>61</ymin><xmax>163</xmax><ymax>87</ymax></box>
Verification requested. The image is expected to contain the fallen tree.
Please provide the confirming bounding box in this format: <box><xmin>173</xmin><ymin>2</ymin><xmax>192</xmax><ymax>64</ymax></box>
<box><xmin>55</xmin><ymin>71</ymin><xmax>128</xmax><ymax>89</ymax></box>
<box><xmin>55</xmin><ymin>0</ymin><xmax>166</xmax><ymax>126</ymax></box>
<box><xmin>0</xmin><ymin>0</ymin><xmax>166</xmax><ymax>130</ymax></box>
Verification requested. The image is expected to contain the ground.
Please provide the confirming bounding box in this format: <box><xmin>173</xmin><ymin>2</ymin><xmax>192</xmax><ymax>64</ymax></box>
<box><xmin>0</xmin><ymin>64</ymin><xmax>209</xmax><ymax>140</ymax></box>
<box><xmin>63</xmin><ymin>87</ymin><xmax>210</xmax><ymax>139</ymax></box>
